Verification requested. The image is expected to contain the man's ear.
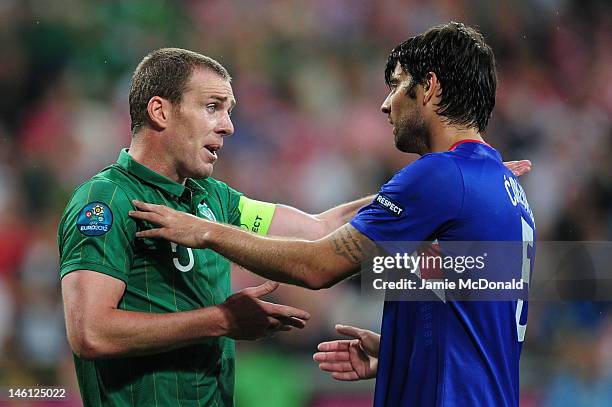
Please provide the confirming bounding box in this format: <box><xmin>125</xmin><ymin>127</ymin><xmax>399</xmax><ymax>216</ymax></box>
<box><xmin>422</xmin><ymin>72</ymin><xmax>440</xmax><ymax>106</ymax></box>
<box><xmin>146</xmin><ymin>96</ymin><xmax>172</xmax><ymax>130</ymax></box>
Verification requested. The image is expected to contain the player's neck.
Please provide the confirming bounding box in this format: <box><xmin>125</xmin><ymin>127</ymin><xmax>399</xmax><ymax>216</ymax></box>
<box><xmin>128</xmin><ymin>132</ymin><xmax>187</xmax><ymax>185</ymax></box>
<box><xmin>430</xmin><ymin>123</ymin><xmax>483</xmax><ymax>152</ymax></box>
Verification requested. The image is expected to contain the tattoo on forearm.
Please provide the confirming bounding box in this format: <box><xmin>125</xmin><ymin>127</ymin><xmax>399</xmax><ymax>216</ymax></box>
<box><xmin>330</xmin><ymin>227</ymin><xmax>365</xmax><ymax>264</ymax></box>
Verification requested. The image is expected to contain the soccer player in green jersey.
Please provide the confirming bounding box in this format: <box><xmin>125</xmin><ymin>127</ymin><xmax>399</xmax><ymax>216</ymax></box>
<box><xmin>58</xmin><ymin>48</ymin><xmax>375</xmax><ymax>407</ymax></box>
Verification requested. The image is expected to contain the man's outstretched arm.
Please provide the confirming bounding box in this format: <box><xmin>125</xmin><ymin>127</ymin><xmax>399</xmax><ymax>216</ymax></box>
<box><xmin>267</xmin><ymin>196</ymin><xmax>374</xmax><ymax>239</ymax></box>
<box><xmin>257</xmin><ymin>159</ymin><xmax>531</xmax><ymax>239</ymax></box>
<box><xmin>130</xmin><ymin>201</ymin><xmax>373</xmax><ymax>289</ymax></box>
<box><xmin>62</xmin><ymin>271</ymin><xmax>310</xmax><ymax>359</ymax></box>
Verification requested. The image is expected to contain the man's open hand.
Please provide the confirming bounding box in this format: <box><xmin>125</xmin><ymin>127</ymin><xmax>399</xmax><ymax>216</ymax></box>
<box><xmin>217</xmin><ymin>281</ymin><xmax>310</xmax><ymax>340</ymax></box>
<box><xmin>504</xmin><ymin>160</ymin><xmax>532</xmax><ymax>177</ymax></box>
<box><xmin>129</xmin><ymin>200</ymin><xmax>210</xmax><ymax>248</ymax></box>
<box><xmin>313</xmin><ymin>324</ymin><xmax>380</xmax><ymax>381</ymax></box>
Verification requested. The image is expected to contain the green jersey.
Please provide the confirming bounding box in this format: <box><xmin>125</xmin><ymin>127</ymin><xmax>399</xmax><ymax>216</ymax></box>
<box><xmin>58</xmin><ymin>149</ymin><xmax>275</xmax><ymax>407</ymax></box>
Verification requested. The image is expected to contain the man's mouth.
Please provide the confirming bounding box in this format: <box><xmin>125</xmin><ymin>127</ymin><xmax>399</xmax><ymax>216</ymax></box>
<box><xmin>204</xmin><ymin>144</ymin><xmax>221</xmax><ymax>158</ymax></box>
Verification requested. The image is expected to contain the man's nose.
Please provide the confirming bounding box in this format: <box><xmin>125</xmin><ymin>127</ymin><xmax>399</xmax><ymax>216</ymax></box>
<box><xmin>217</xmin><ymin>115</ymin><xmax>234</xmax><ymax>137</ymax></box>
<box><xmin>381</xmin><ymin>95</ymin><xmax>391</xmax><ymax>115</ymax></box>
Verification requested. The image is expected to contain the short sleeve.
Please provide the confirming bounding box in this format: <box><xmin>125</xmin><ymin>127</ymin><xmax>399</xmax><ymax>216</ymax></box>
<box><xmin>58</xmin><ymin>178</ymin><xmax>136</xmax><ymax>283</ymax></box>
<box><xmin>350</xmin><ymin>154</ymin><xmax>464</xmax><ymax>243</ymax></box>
<box><xmin>225</xmin><ymin>184</ymin><xmax>243</xmax><ymax>227</ymax></box>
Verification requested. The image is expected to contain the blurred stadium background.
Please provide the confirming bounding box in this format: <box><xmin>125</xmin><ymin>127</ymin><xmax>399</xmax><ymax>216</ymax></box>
<box><xmin>0</xmin><ymin>0</ymin><xmax>611</xmax><ymax>406</ymax></box>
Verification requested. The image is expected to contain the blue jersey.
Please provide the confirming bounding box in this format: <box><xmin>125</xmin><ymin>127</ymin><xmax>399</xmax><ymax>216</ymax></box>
<box><xmin>350</xmin><ymin>141</ymin><xmax>536</xmax><ymax>407</ymax></box>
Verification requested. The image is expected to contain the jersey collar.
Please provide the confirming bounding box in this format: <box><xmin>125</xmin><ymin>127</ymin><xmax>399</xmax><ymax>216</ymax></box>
<box><xmin>117</xmin><ymin>149</ymin><xmax>206</xmax><ymax>200</ymax></box>
<box><xmin>448</xmin><ymin>139</ymin><xmax>491</xmax><ymax>151</ymax></box>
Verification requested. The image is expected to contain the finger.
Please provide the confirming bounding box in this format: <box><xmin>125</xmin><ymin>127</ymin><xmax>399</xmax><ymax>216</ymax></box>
<box><xmin>242</xmin><ymin>281</ymin><xmax>279</xmax><ymax>298</ymax></box>
<box><xmin>331</xmin><ymin>371</ymin><xmax>360</xmax><ymax>381</ymax></box>
<box><xmin>277</xmin><ymin>325</ymin><xmax>293</xmax><ymax>332</ymax></box>
<box><xmin>317</xmin><ymin>340</ymin><xmax>353</xmax><ymax>352</ymax></box>
<box><xmin>265</xmin><ymin>320</ymin><xmax>297</xmax><ymax>333</ymax></box>
<box><xmin>319</xmin><ymin>361</ymin><xmax>353</xmax><ymax>372</ymax></box>
<box><xmin>514</xmin><ymin>161</ymin><xmax>532</xmax><ymax>176</ymax></box>
<box><xmin>265</xmin><ymin>317</ymin><xmax>304</xmax><ymax>331</ymax></box>
<box><xmin>267</xmin><ymin>317</ymin><xmax>282</xmax><ymax>330</ymax></box>
<box><xmin>504</xmin><ymin>161</ymin><xmax>519</xmax><ymax>168</ymax></box>
<box><xmin>505</xmin><ymin>160</ymin><xmax>532</xmax><ymax>176</ymax></box>
<box><xmin>129</xmin><ymin>210</ymin><xmax>165</xmax><ymax>225</ymax></box>
<box><xmin>512</xmin><ymin>166</ymin><xmax>529</xmax><ymax>177</ymax></box>
<box><xmin>516</xmin><ymin>159</ymin><xmax>532</xmax><ymax>168</ymax></box>
<box><xmin>263</xmin><ymin>326</ymin><xmax>294</xmax><ymax>337</ymax></box>
<box><xmin>513</xmin><ymin>168</ymin><xmax>526</xmax><ymax>177</ymax></box>
<box><xmin>335</xmin><ymin>324</ymin><xmax>365</xmax><ymax>340</ymax></box>
<box><xmin>135</xmin><ymin>228</ymin><xmax>165</xmax><ymax>239</ymax></box>
<box><xmin>262</xmin><ymin>301</ymin><xmax>311</xmax><ymax>321</ymax></box>
<box><xmin>274</xmin><ymin>316</ymin><xmax>307</xmax><ymax>329</ymax></box>
<box><xmin>313</xmin><ymin>351</ymin><xmax>350</xmax><ymax>362</ymax></box>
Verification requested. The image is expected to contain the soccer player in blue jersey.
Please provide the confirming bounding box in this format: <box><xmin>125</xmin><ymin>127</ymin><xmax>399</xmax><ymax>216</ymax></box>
<box><xmin>131</xmin><ymin>22</ymin><xmax>535</xmax><ymax>407</ymax></box>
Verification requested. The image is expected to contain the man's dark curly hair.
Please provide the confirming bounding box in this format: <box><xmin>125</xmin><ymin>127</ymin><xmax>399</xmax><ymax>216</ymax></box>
<box><xmin>385</xmin><ymin>22</ymin><xmax>496</xmax><ymax>133</ymax></box>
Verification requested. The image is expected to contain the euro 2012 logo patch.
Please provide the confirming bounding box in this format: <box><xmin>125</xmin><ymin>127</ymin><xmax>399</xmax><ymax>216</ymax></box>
<box><xmin>76</xmin><ymin>202</ymin><xmax>113</xmax><ymax>236</ymax></box>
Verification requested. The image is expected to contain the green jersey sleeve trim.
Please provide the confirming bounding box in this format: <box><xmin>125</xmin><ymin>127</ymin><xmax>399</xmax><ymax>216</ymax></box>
<box><xmin>60</xmin><ymin>261</ymin><xmax>129</xmax><ymax>284</ymax></box>
<box><xmin>238</xmin><ymin>196</ymin><xmax>276</xmax><ymax>236</ymax></box>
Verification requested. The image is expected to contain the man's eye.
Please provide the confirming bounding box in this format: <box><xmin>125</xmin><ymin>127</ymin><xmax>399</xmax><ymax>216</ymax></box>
<box><xmin>206</xmin><ymin>104</ymin><xmax>216</xmax><ymax>113</ymax></box>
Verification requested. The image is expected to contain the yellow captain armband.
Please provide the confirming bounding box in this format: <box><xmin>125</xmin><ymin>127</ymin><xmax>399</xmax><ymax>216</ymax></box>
<box><xmin>238</xmin><ymin>196</ymin><xmax>277</xmax><ymax>236</ymax></box>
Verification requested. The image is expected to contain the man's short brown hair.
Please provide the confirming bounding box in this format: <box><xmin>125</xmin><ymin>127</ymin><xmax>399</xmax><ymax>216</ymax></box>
<box><xmin>129</xmin><ymin>48</ymin><xmax>231</xmax><ymax>134</ymax></box>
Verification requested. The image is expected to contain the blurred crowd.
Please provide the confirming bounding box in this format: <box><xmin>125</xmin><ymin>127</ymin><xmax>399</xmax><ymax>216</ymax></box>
<box><xmin>0</xmin><ymin>0</ymin><xmax>610</xmax><ymax>406</ymax></box>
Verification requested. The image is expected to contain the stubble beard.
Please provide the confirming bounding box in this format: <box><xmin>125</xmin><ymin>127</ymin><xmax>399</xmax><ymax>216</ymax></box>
<box><xmin>394</xmin><ymin>115</ymin><xmax>431</xmax><ymax>156</ymax></box>
<box><xmin>173</xmin><ymin>143</ymin><xmax>214</xmax><ymax>181</ymax></box>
